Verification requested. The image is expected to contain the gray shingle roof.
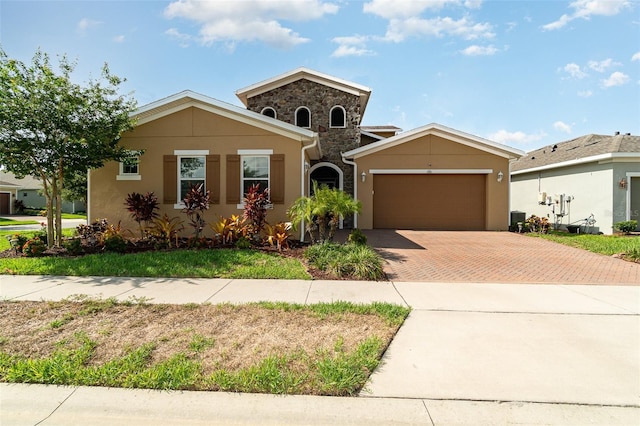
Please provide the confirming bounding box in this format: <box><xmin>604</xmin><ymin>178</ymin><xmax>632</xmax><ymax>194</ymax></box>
<box><xmin>510</xmin><ymin>133</ymin><xmax>640</xmax><ymax>172</ymax></box>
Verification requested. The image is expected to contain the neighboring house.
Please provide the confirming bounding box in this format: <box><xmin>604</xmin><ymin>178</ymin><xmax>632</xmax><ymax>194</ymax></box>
<box><xmin>89</xmin><ymin>68</ymin><xmax>524</xmax><ymax>234</ymax></box>
<box><xmin>510</xmin><ymin>133</ymin><xmax>640</xmax><ymax>234</ymax></box>
<box><xmin>0</xmin><ymin>171</ymin><xmax>86</xmax><ymax>215</ymax></box>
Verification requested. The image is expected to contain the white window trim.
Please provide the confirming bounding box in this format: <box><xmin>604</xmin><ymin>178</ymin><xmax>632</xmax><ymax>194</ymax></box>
<box><xmin>117</xmin><ymin>157</ymin><xmax>141</xmax><ymax>181</ymax></box>
<box><xmin>238</xmin><ymin>149</ymin><xmax>273</xmax><ymax>155</ymax></box>
<box><xmin>261</xmin><ymin>107</ymin><xmax>277</xmax><ymax>119</ymax></box>
<box><xmin>295</xmin><ymin>106</ymin><xmax>311</xmax><ymax>129</ymax></box>
<box><xmin>329</xmin><ymin>105</ymin><xmax>346</xmax><ymax>128</ymax></box>
<box><xmin>237</xmin><ymin>154</ymin><xmax>271</xmax><ymax>209</ymax></box>
<box><xmin>174</xmin><ymin>153</ymin><xmax>208</xmax><ymax>209</ymax></box>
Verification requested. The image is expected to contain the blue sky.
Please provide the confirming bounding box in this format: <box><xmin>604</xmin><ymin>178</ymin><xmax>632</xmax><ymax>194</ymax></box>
<box><xmin>1</xmin><ymin>0</ymin><xmax>638</xmax><ymax>151</ymax></box>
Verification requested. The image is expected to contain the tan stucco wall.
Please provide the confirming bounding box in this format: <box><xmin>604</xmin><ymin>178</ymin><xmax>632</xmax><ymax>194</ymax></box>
<box><xmin>354</xmin><ymin>134</ymin><xmax>511</xmax><ymax>230</ymax></box>
<box><xmin>89</xmin><ymin>107</ymin><xmax>304</xmax><ymax>236</ymax></box>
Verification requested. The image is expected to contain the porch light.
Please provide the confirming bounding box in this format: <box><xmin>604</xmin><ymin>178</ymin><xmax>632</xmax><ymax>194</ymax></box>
<box><xmin>361</xmin><ymin>171</ymin><xmax>366</xmax><ymax>182</ymax></box>
<box><xmin>497</xmin><ymin>171</ymin><xmax>504</xmax><ymax>183</ymax></box>
<box><xmin>619</xmin><ymin>178</ymin><xmax>627</xmax><ymax>189</ymax></box>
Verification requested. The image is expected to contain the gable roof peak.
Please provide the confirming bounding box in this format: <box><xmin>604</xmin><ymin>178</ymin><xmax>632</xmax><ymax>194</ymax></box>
<box><xmin>235</xmin><ymin>67</ymin><xmax>372</xmax><ymax>116</ymax></box>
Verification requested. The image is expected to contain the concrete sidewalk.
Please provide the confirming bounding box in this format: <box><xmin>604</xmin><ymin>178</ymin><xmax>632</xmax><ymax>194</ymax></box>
<box><xmin>1</xmin><ymin>275</ymin><xmax>639</xmax><ymax>425</ymax></box>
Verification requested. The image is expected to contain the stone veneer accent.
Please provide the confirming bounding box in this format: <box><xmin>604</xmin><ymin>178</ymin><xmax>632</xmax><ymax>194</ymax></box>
<box><xmin>245</xmin><ymin>79</ymin><xmax>362</xmax><ymax>207</ymax></box>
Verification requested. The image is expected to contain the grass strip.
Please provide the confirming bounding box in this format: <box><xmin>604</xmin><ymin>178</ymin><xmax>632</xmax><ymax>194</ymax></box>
<box><xmin>0</xmin><ymin>248</ymin><xmax>311</xmax><ymax>279</ymax></box>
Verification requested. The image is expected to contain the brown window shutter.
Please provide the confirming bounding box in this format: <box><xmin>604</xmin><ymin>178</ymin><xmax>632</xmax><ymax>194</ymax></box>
<box><xmin>226</xmin><ymin>154</ymin><xmax>240</xmax><ymax>204</ymax></box>
<box><xmin>206</xmin><ymin>155</ymin><xmax>220</xmax><ymax>204</ymax></box>
<box><xmin>270</xmin><ymin>154</ymin><xmax>285</xmax><ymax>204</ymax></box>
<box><xmin>163</xmin><ymin>155</ymin><xmax>177</xmax><ymax>204</ymax></box>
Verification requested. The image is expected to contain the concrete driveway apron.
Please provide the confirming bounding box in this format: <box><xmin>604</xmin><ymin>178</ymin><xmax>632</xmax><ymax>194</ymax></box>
<box><xmin>360</xmin><ymin>230</ymin><xmax>639</xmax><ymax>416</ymax></box>
<box><xmin>363</xmin><ymin>230</ymin><xmax>640</xmax><ymax>285</ymax></box>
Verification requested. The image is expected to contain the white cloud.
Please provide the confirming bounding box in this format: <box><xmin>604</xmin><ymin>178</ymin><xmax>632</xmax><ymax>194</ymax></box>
<box><xmin>561</xmin><ymin>63</ymin><xmax>588</xmax><ymax>79</ymax></box>
<box><xmin>631</xmin><ymin>52</ymin><xmax>640</xmax><ymax>61</ymax></box>
<box><xmin>543</xmin><ymin>0</ymin><xmax>631</xmax><ymax>31</ymax></box>
<box><xmin>553</xmin><ymin>121</ymin><xmax>572</xmax><ymax>133</ymax></box>
<box><xmin>602</xmin><ymin>71</ymin><xmax>630</xmax><ymax>87</ymax></box>
<box><xmin>165</xmin><ymin>28</ymin><xmax>192</xmax><ymax>47</ymax></box>
<box><xmin>113</xmin><ymin>35</ymin><xmax>125</xmax><ymax>43</ymax></box>
<box><xmin>384</xmin><ymin>16</ymin><xmax>494</xmax><ymax>42</ymax></box>
<box><xmin>588</xmin><ymin>58</ymin><xmax>620</xmax><ymax>72</ymax></box>
<box><xmin>164</xmin><ymin>0</ymin><xmax>338</xmax><ymax>49</ymax></box>
<box><xmin>488</xmin><ymin>129</ymin><xmax>547</xmax><ymax>145</ymax></box>
<box><xmin>331</xmin><ymin>35</ymin><xmax>376</xmax><ymax>57</ymax></box>
<box><xmin>578</xmin><ymin>90</ymin><xmax>593</xmax><ymax>97</ymax></box>
<box><xmin>77</xmin><ymin>18</ymin><xmax>101</xmax><ymax>34</ymax></box>
<box><xmin>362</xmin><ymin>0</ymin><xmax>493</xmax><ymax>42</ymax></box>
<box><xmin>363</xmin><ymin>0</ymin><xmax>462</xmax><ymax>20</ymax></box>
<box><xmin>461</xmin><ymin>44</ymin><xmax>498</xmax><ymax>56</ymax></box>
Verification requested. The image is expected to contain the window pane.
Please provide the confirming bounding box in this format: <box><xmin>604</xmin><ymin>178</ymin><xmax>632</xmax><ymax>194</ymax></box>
<box><xmin>243</xmin><ymin>179</ymin><xmax>268</xmax><ymax>195</ymax></box>
<box><xmin>180</xmin><ymin>157</ymin><xmax>205</xmax><ymax>178</ymax></box>
<box><xmin>331</xmin><ymin>107</ymin><xmax>345</xmax><ymax>127</ymax></box>
<box><xmin>181</xmin><ymin>180</ymin><xmax>204</xmax><ymax>200</ymax></box>
<box><xmin>296</xmin><ymin>108</ymin><xmax>310</xmax><ymax>128</ymax></box>
<box><xmin>243</xmin><ymin>157</ymin><xmax>268</xmax><ymax>178</ymax></box>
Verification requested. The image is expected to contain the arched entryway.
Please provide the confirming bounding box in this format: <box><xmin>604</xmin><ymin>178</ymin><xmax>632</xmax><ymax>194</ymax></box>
<box><xmin>309</xmin><ymin>162</ymin><xmax>343</xmax><ymax>194</ymax></box>
<box><xmin>308</xmin><ymin>162</ymin><xmax>345</xmax><ymax>229</ymax></box>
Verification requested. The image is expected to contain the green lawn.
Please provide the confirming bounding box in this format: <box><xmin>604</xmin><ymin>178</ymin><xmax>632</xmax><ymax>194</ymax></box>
<box><xmin>526</xmin><ymin>231</ymin><xmax>640</xmax><ymax>258</ymax></box>
<box><xmin>0</xmin><ymin>218</ymin><xmax>39</xmax><ymax>227</ymax></box>
<box><xmin>0</xmin><ymin>248</ymin><xmax>311</xmax><ymax>279</ymax></box>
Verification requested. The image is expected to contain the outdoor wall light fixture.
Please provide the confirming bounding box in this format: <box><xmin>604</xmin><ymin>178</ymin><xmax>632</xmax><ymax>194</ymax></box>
<box><xmin>497</xmin><ymin>171</ymin><xmax>504</xmax><ymax>183</ymax></box>
<box><xmin>619</xmin><ymin>178</ymin><xmax>627</xmax><ymax>189</ymax></box>
<box><xmin>361</xmin><ymin>171</ymin><xmax>366</xmax><ymax>182</ymax></box>
<box><xmin>304</xmin><ymin>161</ymin><xmax>310</xmax><ymax>172</ymax></box>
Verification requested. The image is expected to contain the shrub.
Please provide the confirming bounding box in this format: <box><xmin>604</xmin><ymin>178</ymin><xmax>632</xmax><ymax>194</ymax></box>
<box><xmin>347</xmin><ymin>229</ymin><xmax>367</xmax><ymax>245</ymax></box>
<box><xmin>614</xmin><ymin>220</ymin><xmax>638</xmax><ymax>235</ymax></box>
<box><xmin>264</xmin><ymin>222</ymin><xmax>291</xmax><ymax>251</ymax></box>
<box><xmin>7</xmin><ymin>234</ymin><xmax>28</xmax><ymax>253</ymax></box>
<box><xmin>148</xmin><ymin>214</ymin><xmax>184</xmax><ymax>248</ymax></box>
<box><xmin>243</xmin><ymin>183</ymin><xmax>270</xmax><ymax>242</ymax></box>
<box><xmin>77</xmin><ymin>219</ymin><xmax>110</xmax><ymax>246</ymax></box>
<box><xmin>62</xmin><ymin>238</ymin><xmax>84</xmax><ymax>256</ymax></box>
<box><xmin>209</xmin><ymin>215</ymin><xmax>248</xmax><ymax>246</ymax></box>
<box><xmin>125</xmin><ymin>192</ymin><xmax>159</xmax><ymax>238</ymax></box>
<box><xmin>182</xmin><ymin>184</ymin><xmax>210</xmax><ymax>239</ymax></box>
<box><xmin>103</xmin><ymin>234</ymin><xmax>128</xmax><ymax>253</ymax></box>
<box><xmin>13</xmin><ymin>199</ymin><xmax>25</xmax><ymax>213</ymax></box>
<box><xmin>235</xmin><ymin>236</ymin><xmax>251</xmax><ymax>249</ymax></box>
<box><xmin>304</xmin><ymin>242</ymin><xmax>385</xmax><ymax>280</ymax></box>
<box><xmin>22</xmin><ymin>237</ymin><xmax>46</xmax><ymax>257</ymax></box>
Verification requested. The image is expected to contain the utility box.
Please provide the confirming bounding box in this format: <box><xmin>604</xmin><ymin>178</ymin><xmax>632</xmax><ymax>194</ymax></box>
<box><xmin>510</xmin><ymin>211</ymin><xmax>526</xmax><ymax>232</ymax></box>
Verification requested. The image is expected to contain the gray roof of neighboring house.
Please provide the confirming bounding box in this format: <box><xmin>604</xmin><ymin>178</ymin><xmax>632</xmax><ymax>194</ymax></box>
<box><xmin>0</xmin><ymin>171</ymin><xmax>42</xmax><ymax>190</ymax></box>
<box><xmin>510</xmin><ymin>133</ymin><xmax>640</xmax><ymax>173</ymax></box>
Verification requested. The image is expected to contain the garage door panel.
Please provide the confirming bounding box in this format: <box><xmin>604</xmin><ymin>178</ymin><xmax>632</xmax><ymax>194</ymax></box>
<box><xmin>373</xmin><ymin>174</ymin><xmax>485</xmax><ymax>230</ymax></box>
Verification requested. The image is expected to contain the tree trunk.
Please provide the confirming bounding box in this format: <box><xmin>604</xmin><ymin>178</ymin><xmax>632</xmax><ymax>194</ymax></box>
<box><xmin>55</xmin><ymin>160</ymin><xmax>64</xmax><ymax>247</ymax></box>
<box><xmin>40</xmin><ymin>178</ymin><xmax>55</xmax><ymax>248</ymax></box>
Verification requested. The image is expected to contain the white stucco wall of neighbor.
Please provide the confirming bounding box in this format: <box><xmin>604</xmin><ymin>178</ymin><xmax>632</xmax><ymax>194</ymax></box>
<box><xmin>511</xmin><ymin>163</ymin><xmax>613</xmax><ymax>234</ymax></box>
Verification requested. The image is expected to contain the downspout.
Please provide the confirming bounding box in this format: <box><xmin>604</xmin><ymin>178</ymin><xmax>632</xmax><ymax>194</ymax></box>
<box><xmin>341</xmin><ymin>153</ymin><xmax>358</xmax><ymax>229</ymax></box>
<box><xmin>300</xmin><ymin>135</ymin><xmax>319</xmax><ymax>242</ymax></box>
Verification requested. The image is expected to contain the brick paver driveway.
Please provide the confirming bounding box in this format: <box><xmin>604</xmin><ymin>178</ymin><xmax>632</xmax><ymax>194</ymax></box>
<box><xmin>361</xmin><ymin>230</ymin><xmax>640</xmax><ymax>285</ymax></box>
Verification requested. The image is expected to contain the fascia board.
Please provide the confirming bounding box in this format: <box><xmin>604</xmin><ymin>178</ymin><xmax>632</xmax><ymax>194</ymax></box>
<box><xmin>132</xmin><ymin>91</ymin><xmax>317</xmax><ymax>143</ymax></box>
<box><xmin>511</xmin><ymin>152</ymin><xmax>640</xmax><ymax>175</ymax></box>
<box><xmin>344</xmin><ymin>123</ymin><xmax>525</xmax><ymax>160</ymax></box>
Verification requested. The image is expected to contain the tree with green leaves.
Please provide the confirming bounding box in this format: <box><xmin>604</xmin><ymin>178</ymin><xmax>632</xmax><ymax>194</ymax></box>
<box><xmin>287</xmin><ymin>182</ymin><xmax>362</xmax><ymax>243</ymax></box>
<box><xmin>0</xmin><ymin>48</ymin><xmax>137</xmax><ymax>247</ymax></box>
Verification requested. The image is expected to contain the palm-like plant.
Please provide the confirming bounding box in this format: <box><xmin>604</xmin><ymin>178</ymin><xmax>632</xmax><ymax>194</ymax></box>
<box><xmin>287</xmin><ymin>182</ymin><xmax>361</xmax><ymax>243</ymax></box>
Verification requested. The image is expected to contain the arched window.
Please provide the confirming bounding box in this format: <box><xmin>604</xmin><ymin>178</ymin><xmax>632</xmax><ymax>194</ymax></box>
<box><xmin>295</xmin><ymin>106</ymin><xmax>311</xmax><ymax>128</ymax></box>
<box><xmin>330</xmin><ymin>106</ymin><xmax>346</xmax><ymax>128</ymax></box>
<box><xmin>261</xmin><ymin>107</ymin><xmax>276</xmax><ymax>119</ymax></box>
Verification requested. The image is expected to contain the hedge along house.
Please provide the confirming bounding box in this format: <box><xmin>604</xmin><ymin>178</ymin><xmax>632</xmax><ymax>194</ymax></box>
<box><xmin>88</xmin><ymin>91</ymin><xmax>320</xmax><ymax>232</ymax></box>
<box><xmin>510</xmin><ymin>133</ymin><xmax>640</xmax><ymax>234</ymax></box>
<box><xmin>89</xmin><ymin>68</ymin><xmax>524</xmax><ymax>233</ymax></box>
<box><xmin>342</xmin><ymin>124</ymin><xmax>525</xmax><ymax>230</ymax></box>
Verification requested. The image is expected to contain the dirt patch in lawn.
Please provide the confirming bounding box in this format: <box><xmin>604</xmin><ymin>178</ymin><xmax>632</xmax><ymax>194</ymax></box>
<box><xmin>0</xmin><ymin>299</ymin><xmax>402</xmax><ymax>393</ymax></box>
